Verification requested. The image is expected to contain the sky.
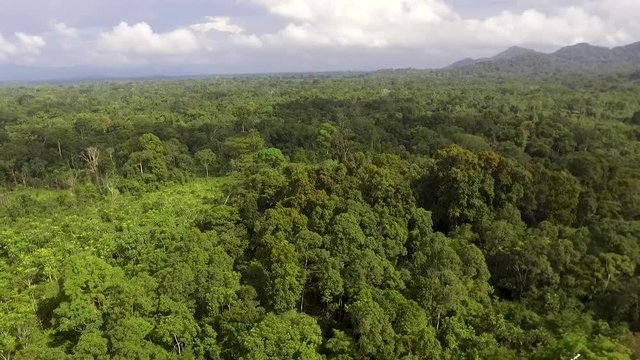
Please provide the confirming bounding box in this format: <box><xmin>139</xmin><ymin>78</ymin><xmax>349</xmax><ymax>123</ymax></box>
<box><xmin>0</xmin><ymin>0</ymin><xmax>639</xmax><ymax>76</ymax></box>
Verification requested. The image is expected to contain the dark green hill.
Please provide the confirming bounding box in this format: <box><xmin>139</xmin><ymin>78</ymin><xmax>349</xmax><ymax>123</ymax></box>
<box><xmin>553</xmin><ymin>42</ymin><xmax>614</xmax><ymax>64</ymax></box>
<box><xmin>447</xmin><ymin>41</ymin><xmax>640</xmax><ymax>75</ymax></box>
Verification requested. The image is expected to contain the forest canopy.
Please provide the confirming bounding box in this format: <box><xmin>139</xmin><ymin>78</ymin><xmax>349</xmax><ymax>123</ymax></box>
<box><xmin>1</xmin><ymin>70</ymin><xmax>640</xmax><ymax>359</ymax></box>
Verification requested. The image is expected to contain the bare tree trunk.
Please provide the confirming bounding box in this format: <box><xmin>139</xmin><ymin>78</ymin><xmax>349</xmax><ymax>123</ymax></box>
<box><xmin>174</xmin><ymin>335</ymin><xmax>182</xmax><ymax>355</ymax></box>
<box><xmin>10</xmin><ymin>167</ymin><xmax>17</xmax><ymax>187</ymax></box>
<box><xmin>300</xmin><ymin>255</ymin><xmax>309</xmax><ymax>312</ymax></box>
<box><xmin>30</xmin><ymin>294</ymin><xmax>43</xmax><ymax>329</ymax></box>
<box><xmin>81</xmin><ymin>147</ymin><xmax>101</xmax><ymax>185</ymax></box>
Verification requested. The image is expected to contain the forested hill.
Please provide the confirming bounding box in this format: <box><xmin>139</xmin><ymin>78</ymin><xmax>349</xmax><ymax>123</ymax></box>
<box><xmin>446</xmin><ymin>41</ymin><xmax>640</xmax><ymax>75</ymax></box>
<box><xmin>2</xmin><ymin>72</ymin><xmax>640</xmax><ymax>359</ymax></box>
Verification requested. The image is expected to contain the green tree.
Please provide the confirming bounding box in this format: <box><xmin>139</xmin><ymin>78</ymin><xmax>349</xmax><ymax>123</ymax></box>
<box><xmin>195</xmin><ymin>148</ymin><xmax>217</xmax><ymax>177</ymax></box>
<box><xmin>426</xmin><ymin>145</ymin><xmax>492</xmax><ymax>229</ymax></box>
<box><xmin>239</xmin><ymin>311</ymin><xmax>323</xmax><ymax>360</ymax></box>
<box><xmin>348</xmin><ymin>290</ymin><xmax>396</xmax><ymax>359</ymax></box>
<box><xmin>265</xmin><ymin>239</ymin><xmax>305</xmax><ymax>313</ymax></box>
<box><xmin>124</xmin><ymin>133</ymin><xmax>169</xmax><ymax>181</ymax></box>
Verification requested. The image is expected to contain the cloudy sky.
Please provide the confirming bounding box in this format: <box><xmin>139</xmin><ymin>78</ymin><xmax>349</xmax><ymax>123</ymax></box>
<box><xmin>0</xmin><ymin>0</ymin><xmax>639</xmax><ymax>75</ymax></box>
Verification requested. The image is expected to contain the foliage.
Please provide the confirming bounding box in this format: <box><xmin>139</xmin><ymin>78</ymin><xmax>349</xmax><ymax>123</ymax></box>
<box><xmin>1</xmin><ymin>71</ymin><xmax>640</xmax><ymax>359</ymax></box>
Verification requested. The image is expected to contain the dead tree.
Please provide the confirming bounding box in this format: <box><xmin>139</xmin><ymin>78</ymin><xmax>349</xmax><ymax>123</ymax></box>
<box><xmin>81</xmin><ymin>147</ymin><xmax>101</xmax><ymax>185</ymax></box>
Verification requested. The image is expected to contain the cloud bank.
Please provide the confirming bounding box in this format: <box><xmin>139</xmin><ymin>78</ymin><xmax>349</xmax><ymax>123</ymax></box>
<box><xmin>0</xmin><ymin>0</ymin><xmax>638</xmax><ymax>71</ymax></box>
<box><xmin>99</xmin><ymin>22</ymin><xmax>200</xmax><ymax>56</ymax></box>
<box><xmin>0</xmin><ymin>32</ymin><xmax>45</xmax><ymax>60</ymax></box>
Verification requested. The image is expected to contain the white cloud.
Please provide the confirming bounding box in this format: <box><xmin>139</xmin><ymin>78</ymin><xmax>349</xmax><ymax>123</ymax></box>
<box><xmin>188</xmin><ymin>16</ymin><xmax>263</xmax><ymax>48</ymax></box>
<box><xmin>0</xmin><ymin>35</ymin><xmax>18</xmax><ymax>59</ymax></box>
<box><xmin>230</xmin><ymin>34</ymin><xmax>263</xmax><ymax>48</ymax></box>
<box><xmin>256</xmin><ymin>0</ymin><xmax>457</xmax><ymax>47</ymax></box>
<box><xmin>461</xmin><ymin>7</ymin><xmax>620</xmax><ymax>48</ymax></box>
<box><xmin>3</xmin><ymin>0</ymin><xmax>640</xmax><ymax>71</ymax></box>
<box><xmin>15</xmin><ymin>32</ymin><xmax>46</xmax><ymax>54</ymax></box>
<box><xmin>86</xmin><ymin>18</ymin><xmax>266</xmax><ymax>66</ymax></box>
<box><xmin>254</xmin><ymin>0</ymin><xmax>456</xmax><ymax>23</ymax></box>
<box><xmin>0</xmin><ymin>32</ymin><xmax>46</xmax><ymax>60</ymax></box>
<box><xmin>190</xmin><ymin>17</ymin><xmax>244</xmax><ymax>34</ymax></box>
<box><xmin>472</xmin><ymin>3</ymin><xmax>637</xmax><ymax>47</ymax></box>
<box><xmin>587</xmin><ymin>0</ymin><xmax>640</xmax><ymax>35</ymax></box>
<box><xmin>99</xmin><ymin>22</ymin><xmax>200</xmax><ymax>55</ymax></box>
<box><xmin>51</xmin><ymin>22</ymin><xmax>78</xmax><ymax>38</ymax></box>
<box><xmin>252</xmin><ymin>0</ymin><xmax>639</xmax><ymax>51</ymax></box>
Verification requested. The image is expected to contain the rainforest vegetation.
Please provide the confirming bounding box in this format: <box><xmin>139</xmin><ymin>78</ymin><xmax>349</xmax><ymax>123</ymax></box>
<box><xmin>2</xmin><ymin>71</ymin><xmax>640</xmax><ymax>359</ymax></box>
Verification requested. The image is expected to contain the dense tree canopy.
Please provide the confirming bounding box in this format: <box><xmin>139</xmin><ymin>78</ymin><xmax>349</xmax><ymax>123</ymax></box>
<box><xmin>1</xmin><ymin>70</ymin><xmax>640</xmax><ymax>359</ymax></box>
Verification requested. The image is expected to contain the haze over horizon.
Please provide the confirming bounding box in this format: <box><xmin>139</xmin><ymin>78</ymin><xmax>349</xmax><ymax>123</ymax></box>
<box><xmin>1</xmin><ymin>0</ymin><xmax>639</xmax><ymax>79</ymax></box>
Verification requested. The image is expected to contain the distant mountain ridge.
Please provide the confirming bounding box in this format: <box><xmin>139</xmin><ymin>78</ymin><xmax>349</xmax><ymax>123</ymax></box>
<box><xmin>2</xmin><ymin>41</ymin><xmax>639</xmax><ymax>83</ymax></box>
<box><xmin>445</xmin><ymin>46</ymin><xmax>543</xmax><ymax>69</ymax></box>
<box><xmin>446</xmin><ymin>41</ymin><xmax>640</xmax><ymax>74</ymax></box>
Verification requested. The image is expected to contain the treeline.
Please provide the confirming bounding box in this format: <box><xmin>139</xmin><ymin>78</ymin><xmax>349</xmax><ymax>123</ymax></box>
<box><xmin>1</xmin><ymin>73</ymin><xmax>640</xmax><ymax>359</ymax></box>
